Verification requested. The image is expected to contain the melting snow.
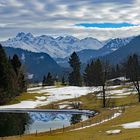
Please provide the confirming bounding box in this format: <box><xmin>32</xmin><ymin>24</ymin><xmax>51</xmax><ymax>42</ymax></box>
<box><xmin>121</xmin><ymin>121</ymin><xmax>140</xmax><ymax>129</ymax></box>
<box><xmin>0</xmin><ymin>86</ymin><xmax>100</xmax><ymax>109</ymax></box>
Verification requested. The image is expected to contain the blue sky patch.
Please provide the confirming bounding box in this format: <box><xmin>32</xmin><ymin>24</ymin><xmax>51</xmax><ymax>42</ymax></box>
<box><xmin>76</xmin><ymin>23</ymin><xmax>138</xmax><ymax>28</ymax></box>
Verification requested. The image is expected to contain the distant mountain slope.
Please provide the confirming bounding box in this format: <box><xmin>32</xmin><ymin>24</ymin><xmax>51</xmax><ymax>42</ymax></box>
<box><xmin>101</xmin><ymin>35</ymin><xmax>140</xmax><ymax>64</ymax></box>
<box><xmin>4</xmin><ymin>47</ymin><xmax>64</xmax><ymax>81</ymax></box>
<box><xmin>56</xmin><ymin>37</ymin><xmax>133</xmax><ymax>67</ymax></box>
<box><xmin>1</xmin><ymin>32</ymin><xmax>103</xmax><ymax>58</ymax></box>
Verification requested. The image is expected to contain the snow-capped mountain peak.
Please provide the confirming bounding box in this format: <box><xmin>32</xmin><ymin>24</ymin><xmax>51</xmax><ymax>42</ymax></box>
<box><xmin>1</xmin><ymin>32</ymin><xmax>103</xmax><ymax>58</ymax></box>
<box><xmin>1</xmin><ymin>32</ymin><xmax>134</xmax><ymax>59</ymax></box>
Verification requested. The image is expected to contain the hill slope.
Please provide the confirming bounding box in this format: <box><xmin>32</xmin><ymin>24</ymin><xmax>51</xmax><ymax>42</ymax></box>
<box><xmin>102</xmin><ymin>35</ymin><xmax>140</xmax><ymax>64</ymax></box>
<box><xmin>4</xmin><ymin>47</ymin><xmax>64</xmax><ymax>81</ymax></box>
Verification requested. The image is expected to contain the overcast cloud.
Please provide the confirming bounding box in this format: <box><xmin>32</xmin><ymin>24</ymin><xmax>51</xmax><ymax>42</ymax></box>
<box><xmin>0</xmin><ymin>0</ymin><xmax>140</xmax><ymax>41</ymax></box>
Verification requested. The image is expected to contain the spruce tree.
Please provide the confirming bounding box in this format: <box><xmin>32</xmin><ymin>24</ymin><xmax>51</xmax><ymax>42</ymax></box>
<box><xmin>125</xmin><ymin>54</ymin><xmax>140</xmax><ymax>102</ymax></box>
<box><xmin>11</xmin><ymin>54</ymin><xmax>21</xmax><ymax>75</ymax></box>
<box><xmin>46</xmin><ymin>72</ymin><xmax>54</xmax><ymax>86</ymax></box>
<box><xmin>84</xmin><ymin>59</ymin><xmax>108</xmax><ymax>107</ymax></box>
<box><xmin>42</xmin><ymin>72</ymin><xmax>54</xmax><ymax>86</ymax></box>
<box><xmin>11</xmin><ymin>54</ymin><xmax>26</xmax><ymax>93</ymax></box>
<box><xmin>62</xmin><ymin>76</ymin><xmax>65</xmax><ymax>85</ymax></box>
<box><xmin>42</xmin><ymin>75</ymin><xmax>47</xmax><ymax>86</ymax></box>
<box><xmin>0</xmin><ymin>44</ymin><xmax>16</xmax><ymax>104</ymax></box>
<box><xmin>68</xmin><ymin>52</ymin><xmax>82</xmax><ymax>86</ymax></box>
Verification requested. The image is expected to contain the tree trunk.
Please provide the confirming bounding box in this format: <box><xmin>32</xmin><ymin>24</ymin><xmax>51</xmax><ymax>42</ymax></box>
<box><xmin>102</xmin><ymin>85</ymin><xmax>106</xmax><ymax>108</ymax></box>
<box><xmin>139</xmin><ymin>92</ymin><xmax>140</xmax><ymax>102</ymax></box>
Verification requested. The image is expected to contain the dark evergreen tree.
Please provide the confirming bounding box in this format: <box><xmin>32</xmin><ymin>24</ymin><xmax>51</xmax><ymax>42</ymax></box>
<box><xmin>42</xmin><ymin>72</ymin><xmax>54</xmax><ymax>86</ymax></box>
<box><xmin>83</xmin><ymin>63</ymin><xmax>91</xmax><ymax>86</ymax></box>
<box><xmin>18</xmin><ymin>72</ymin><xmax>27</xmax><ymax>93</ymax></box>
<box><xmin>68</xmin><ymin>52</ymin><xmax>82</xmax><ymax>86</ymax></box>
<box><xmin>11</xmin><ymin>54</ymin><xmax>21</xmax><ymax>75</ymax></box>
<box><xmin>125</xmin><ymin>54</ymin><xmax>140</xmax><ymax>102</ymax></box>
<box><xmin>0</xmin><ymin>113</ymin><xmax>30</xmax><ymax>137</ymax></box>
<box><xmin>0</xmin><ymin>44</ymin><xmax>17</xmax><ymax>104</ymax></box>
<box><xmin>70</xmin><ymin>114</ymin><xmax>82</xmax><ymax>125</ymax></box>
<box><xmin>84</xmin><ymin>59</ymin><xmax>103</xmax><ymax>86</ymax></box>
<box><xmin>0</xmin><ymin>44</ymin><xmax>26</xmax><ymax>104</ymax></box>
<box><xmin>84</xmin><ymin>59</ymin><xmax>109</xmax><ymax>107</ymax></box>
<box><xmin>116</xmin><ymin>64</ymin><xmax>120</xmax><ymax>77</ymax></box>
<box><xmin>46</xmin><ymin>72</ymin><xmax>54</xmax><ymax>86</ymax></box>
<box><xmin>61</xmin><ymin>76</ymin><xmax>65</xmax><ymax>85</ymax></box>
<box><xmin>11</xmin><ymin>54</ymin><xmax>26</xmax><ymax>93</ymax></box>
<box><xmin>42</xmin><ymin>75</ymin><xmax>47</xmax><ymax>86</ymax></box>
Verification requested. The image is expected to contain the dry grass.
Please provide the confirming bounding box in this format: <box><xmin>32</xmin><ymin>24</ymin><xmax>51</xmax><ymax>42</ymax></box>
<box><xmin>7</xmin><ymin>92</ymin><xmax>47</xmax><ymax>105</ymax></box>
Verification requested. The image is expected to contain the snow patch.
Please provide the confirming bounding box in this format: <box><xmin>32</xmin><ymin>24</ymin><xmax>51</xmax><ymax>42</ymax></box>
<box><xmin>71</xmin><ymin>112</ymin><xmax>121</xmax><ymax>131</ymax></box>
<box><xmin>106</xmin><ymin>129</ymin><xmax>121</xmax><ymax>135</ymax></box>
<box><xmin>121</xmin><ymin>121</ymin><xmax>140</xmax><ymax>129</ymax></box>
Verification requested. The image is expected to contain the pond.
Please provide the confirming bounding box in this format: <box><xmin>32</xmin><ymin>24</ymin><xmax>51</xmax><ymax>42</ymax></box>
<box><xmin>0</xmin><ymin>111</ymin><xmax>94</xmax><ymax>137</ymax></box>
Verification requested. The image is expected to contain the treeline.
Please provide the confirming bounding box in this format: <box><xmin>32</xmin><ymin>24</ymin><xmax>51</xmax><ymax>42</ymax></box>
<box><xmin>68</xmin><ymin>52</ymin><xmax>140</xmax><ymax>107</ymax></box>
<box><xmin>68</xmin><ymin>52</ymin><xmax>140</xmax><ymax>87</ymax></box>
<box><xmin>41</xmin><ymin>52</ymin><xmax>126</xmax><ymax>87</ymax></box>
<box><xmin>0</xmin><ymin>44</ymin><xmax>27</xmax><ymax>105</ymax></box>
<box><xmin>41</xmin><ymin>51</ymin><xmax>140</xmax><ymax>106</ymax></box>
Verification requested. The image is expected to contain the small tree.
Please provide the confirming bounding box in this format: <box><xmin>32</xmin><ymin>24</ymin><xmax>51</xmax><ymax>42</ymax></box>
<box><xmin>68</xmin><ymin>52</ymin><xmax>82</xmax><ymax>86</ymax></box>
<box><xmin>84</xmin><ymin>59</ymin><xmax>109</xmax><ymax>107</ymax></box>
<box><xmin>61</xmin><ymin>76</ymin><xmax>65</xmax><ymax>85</ymax></box>
<box><xmin>0</xmin><ymin>45</ymin><xmax>17</xmax><ymax>104</ymax></box>
<box><xmin>11</xmin><ymin>54</ymin><xmax>27</xmax><ymax>93</ymax></box>
<box><xmin>125</xmin><ymin>54</ymin><xmax>140</xmax><ymax>102</ymax></box>
<box><xmin>11</xmin><ymin>54</ymin><xmax>21</xmax><ymax>75</ymax></box>
<box><xmin>42</xmin><ymin>75</ymin><xmax>47</xmax><ymax>87</ymax></box>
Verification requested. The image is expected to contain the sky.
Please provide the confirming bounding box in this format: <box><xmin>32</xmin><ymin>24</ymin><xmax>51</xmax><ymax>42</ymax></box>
<box><xmin>0</xmin><ymin>0</ymin><xmax>140</xmax><ymax>41</ymax></box>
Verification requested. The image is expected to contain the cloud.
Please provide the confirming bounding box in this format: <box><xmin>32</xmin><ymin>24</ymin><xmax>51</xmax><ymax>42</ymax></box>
<box><xmin>0</xmin><ymin>0</ymin><xmax>140</xmax><ymax>41</ymax></box>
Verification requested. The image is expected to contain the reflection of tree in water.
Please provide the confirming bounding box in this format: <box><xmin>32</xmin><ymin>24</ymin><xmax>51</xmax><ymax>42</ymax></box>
<box><xmin>70</xmin><ymin>114</ymin><xmax>82</xmax><ymax>125</ymax></box>
<box><xmin>0</xmin><ymin>113</ymin><xmax>31</xmax><ymax>137</ymax></box>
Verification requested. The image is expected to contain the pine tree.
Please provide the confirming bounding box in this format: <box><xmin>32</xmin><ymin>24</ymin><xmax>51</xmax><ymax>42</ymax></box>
<box><xmin>61</xmin><ymin>76</ymin><xmax>65</xmax><ymax>85</ymax></box>
<box><xmin>0</xmin><ymin>44</ymin><xmax>27</xmax><ymax>104</ymax></box>
<box><xmin>0</xmin><ymin>44</ymin><xmax>17</xmax><ymax>104</ymax></box>
<box><xmin>83</xmin><ymin>59</ymin><xmax>109</xmax><ymax>107</ymax></box>
<box><xmin>84</xmin><ymin>59</ymin><xmax>103</xmax><ymax>86</ymax></box>
<box><xmin>42</xmin><ymin>75</ymin><xmax>47</xmax><ymax>86</ymax></box>
<box><xmin>83</xmin><ymin>64</ymin><xmax>90</xmax><ymax>86</ymax></box>
<box><xmin>11</xmin><ymin>54</ymin><xmax>21</xmax><ymax>75</ymax></box>
<box><xmin>125</xmin><ymin>54</ymin><xmax>140</xmax><ymax>102</ymax></box>
<box><xmin>42</xmin><ymin>73</ymin><xmax>54</xmax><ymax>86</ymax></box>
<box><xmin>11</xmin><ymin>54</ymin><xmax>26</xmax><ymax>93</ymax></box>
<box><xmin>68</xmin><ymin>52</ymin><xmax>82</xmax><ymax>86</ymax></box>
<box><xmin>46</xmin><ymin>72</ymin><xmax>54</xmax><ymax>86</ymax></box>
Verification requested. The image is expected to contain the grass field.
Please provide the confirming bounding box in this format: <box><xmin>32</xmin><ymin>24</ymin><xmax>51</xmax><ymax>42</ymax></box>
<box><xmin>3</xmin><ymin>84</ymin><xmax>140</xmax><ymax>140</ymax></box>
<box><xmin>4</xmin><ymin>103</ymin><xmax>140</xmax><ymax>140</ymax></box>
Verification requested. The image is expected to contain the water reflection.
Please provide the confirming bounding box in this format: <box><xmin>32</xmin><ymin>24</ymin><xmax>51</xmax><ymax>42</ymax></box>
<box><xmin>0</xmin><ymin>112</ymin><xmax>90</xmax><ymax>137</ymax></box>
<box><xmin>70</xmin><ymin>114</ymin><xmax>82</xmax><ymax>124</ymax></box>
<box><xmin>0</xmin><ymin>113</ymin><xmax>31</xmax><ymax>137</ymax></box>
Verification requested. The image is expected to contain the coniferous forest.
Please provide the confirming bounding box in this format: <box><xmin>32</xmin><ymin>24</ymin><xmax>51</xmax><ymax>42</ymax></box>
<box><xmin>0</xmin><ymin>44</ymin><xmax>27</xmax><ymax>105</ymax></box>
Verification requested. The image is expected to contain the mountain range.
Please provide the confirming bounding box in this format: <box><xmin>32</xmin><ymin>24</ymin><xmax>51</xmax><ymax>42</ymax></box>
<box><xmin>1</xmin><ymin>32</ymin><xmax>140</xmax><ymax>81</ymax></box>
<box><xmin>101</xmin><ymin>35</ymin><xmax>140</xmax><ymax>64</ymax></box>
<box><xmin>1</xmin><ymin>32</ymin><xmax>104</xmax><ymax>58</ymax></box>
<box><xmin>55</xmin><ymin>37</ymin><xmax>133</xmax><ymax>67</ymax></box>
